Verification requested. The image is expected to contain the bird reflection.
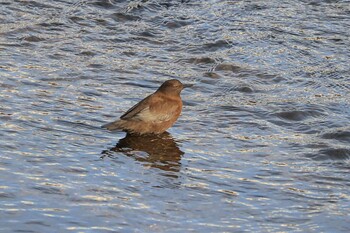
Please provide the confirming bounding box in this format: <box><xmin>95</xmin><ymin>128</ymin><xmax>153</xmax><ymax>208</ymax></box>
<box><xmin>101</xmin><ymin>132</ymin><xmax>184</xmax><ymax>173</ymax></box>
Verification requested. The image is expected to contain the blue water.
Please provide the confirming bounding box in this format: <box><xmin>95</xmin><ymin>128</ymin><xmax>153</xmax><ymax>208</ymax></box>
<box><xmin>1</xmin><ymin>0</ymin><xmax>349</xmax><ymax>232</ymax></box>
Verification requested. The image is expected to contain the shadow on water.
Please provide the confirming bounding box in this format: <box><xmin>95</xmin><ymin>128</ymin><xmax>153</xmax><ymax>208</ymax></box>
<box><xmin>101</xmin><ymin>132</ymin><xmax>184</xmax><ymax>174</ymax></box>
<box><xmin>306</xmin><ymin>148</ymin><xmax>350</xmax><ymax>161</ymax></box>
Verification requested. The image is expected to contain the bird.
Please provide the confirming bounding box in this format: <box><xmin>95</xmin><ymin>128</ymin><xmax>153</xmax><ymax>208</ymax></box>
<box><xmin>102</xmin><ymin>79</ymin><xmax>185</xmax><ymax>135</ymax></box>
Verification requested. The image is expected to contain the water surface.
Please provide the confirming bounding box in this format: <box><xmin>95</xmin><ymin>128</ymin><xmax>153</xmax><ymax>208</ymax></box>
<box><xmin>1</xmin><ymin>0</ymin><xmax>350</xmax><ymax>232</ymax></box>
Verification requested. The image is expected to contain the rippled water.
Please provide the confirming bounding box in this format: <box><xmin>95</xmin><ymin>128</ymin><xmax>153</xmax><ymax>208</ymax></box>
<box><xmin>1</xmin><ymin>0</ymin><xmax>350</xmax><ymax>232</ymax></box>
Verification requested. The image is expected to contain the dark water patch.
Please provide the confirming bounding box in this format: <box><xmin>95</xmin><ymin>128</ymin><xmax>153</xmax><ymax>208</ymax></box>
<box><xmin>121</xmin><ymin>50</ymin><xmax>137</xmax><ymax>56</ymax></box>
<box><xmin>131</xmin><ymin>35</ymin><xmax>165</xmax><ymax>45</ymax></box>
<box><xmin>272</xmin><ymin>104</ymin><xmax>326</xmax><ymax>122</ymax></box>
<box><xmin>215</xmin><ymin>63</ymin><xmax>242</xmax><ymax>72</ymax></box>
<box><xmin>87</xmin><ymin>187</ymin><xmax>121</xmax><ymax>196</ymax></box>
<box><xmin>187</xmin><ymin>57</ymin><xmax>217</xmax><ymax>64</ymax></box>
<box><xmin>123</xmin><ymin>80</ymin><xmax>157</xmax><ymax>89</ymax></box>
<box><xmin>263</xmin><ymin>120</ymin><xmax>316</xmax><ymax>134</ymax></box>
<box><xmin>47</xmin><ymin>53</ymin><xmax>67</xmax><ymax>60</ymax></box>
<box><xmin>219</xmin><ymin>105</ymin><xmax>246</xmax><ymax>112</ymax></box>
<box><xmin>138</xmin><ymin>30</ymin><xmax>156</xmax><ymax>37</ymax></box>
<box><xmin>0</xmin><ymin>1</ymin><xmax>11</xmax><ymax>6</ymax></box>
<box><xmin>82</xmin><ymin>90</ymin><xmax>103</xmax><ymax>97</ymax></box>
<box><xmin>17</xmin><ymin>0</ymin><xmax>60</xmax><ymax>10</ymax></box>
<box><xmin>68</xmin><ymin>16</ymin><xmax>84</xmax><ymax>24</ymax></box>
<box><xmin>328</xmin><ymin>37</ymin><xmax>344</xmax><ymax>43</ymax></box>
<box><xmin>243</xmin><ymin>3</ymin><xmax>269</xmax><ymax>11</ymax></box>
<box><xmin>255</xmin><ymin>105</ymin><xmax>331</xmax><ymax>134</ymax></box>
<box><xmin>22</xmin><ymin>35</ymin><xmax>45</xmax><ymax>42</ymax></box>
<box><xmin>202</xmin><ymin>40</ymin><xmax>232</xmax><ymax>52</ymax></box>
<box><xmin>60</xmin><ymin>167</ymin><xmax>88</xmax><ymax>175</ymax></box>
<box><xmin>140</xmin><ymin>0</ymin><xmax>191</xmax><ymax>10</ymax></box>
<box><xmin>110</xmin><ymin>67</ymin><xmax>141</xmax><ymax>76</ymax></box>
<box><xmin>321</xmin><ymin>129</ymin><xmax>350</xmax><ymax>143</ymax></box>
<box><xmin>234</xmin><ymin>85</ymin><xmax>255</xmax><ymax>93</ymax></box>
<box><xmin>38</xmin><ymin>22</ymin><xmax>66</xmax><ymax>29</ymax></box>
<box><xmin>109</xmin><ymin>12</ymin><xmax>141</xmax><ymax>22</ymax></box>
<box><xmin>163</xmin><ymin>19</ymin><xmax>192</xmax><ymax>29</ymax></box>
<box><xmin>304</xmin><ymin>142</ymin><xmax>329</xmax><ymax>149</ymax></box>
<box><xmin>13</xmin><ymin>229</ymin><xmax>37</xmax><ymax>233</ymax></box>
<box><xmin>25</xmin><ymin>221</ymin><xmax>51</xmax><ymax>227</ymax></box>
<box><xmin>0</xmin><ymin>192</ymin><xmax>16</xmax><ymax>199</ymax></box>
<box><xmin>90</xmin><ymin>0</ymin><xmax>116</xmax><ymax>9</ymax></box>
<box><xmin>203</xmin><ymin>72</ymin><xmax>221</xmax><ymax>79</ymax></box>
<box><xmin>79</xmin><ymin>51</ymin><xmax>96</xmax><ymax>56</ymax></box>
<box><xmin>87</xmin><ymin>63</ymin><xmax>104</xmax><ymax>69</ymax></box>
<box><xmin>309</xmin><ymin>148</ymin><xmax>350</xmax><ymax>161</ymax></box>
<box><xmin>276</xmin><ymin>110</ymin><xmax>317</xmax><ymax>121</ymax></box>
<box><xmin>107</xmin><ymin>36</ymin><xmax>127</xmax><ymax>43</ymax></box>
<box><xmin>255</xmin><ymin>73</ymin><xmax>285</xmax><ymax>83</ymax></box>
<box><xmin>32</xmin><ymin>186</ymin><xmax>66</xmax><ymax>196</ymax></box>
<box><xmin>315</xmin><ymin>173</ymin><xmax>350</xmax><ymax>184</ymax></box>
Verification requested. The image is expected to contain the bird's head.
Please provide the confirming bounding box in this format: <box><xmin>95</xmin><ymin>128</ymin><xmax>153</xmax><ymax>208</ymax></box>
<box><xmin>157</xmin><ymin>79</ymin><xmax>185</xmax><ymax>96</ymax></box>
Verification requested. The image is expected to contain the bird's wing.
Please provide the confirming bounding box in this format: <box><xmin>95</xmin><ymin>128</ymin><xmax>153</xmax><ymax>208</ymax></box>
<box><xmin>135</xmin><ymin>105</ymin><xmax>175</xmax><ymax>122</ymax></box>
<box><xmin>121</xmin><ymin>94</ymin><xmax>180</xmax><ymax>123</ymax></box>
<box><xmin>120</xmin><ymin>94</ymin><xmax>153</xmax><ymax>120</ymax></box>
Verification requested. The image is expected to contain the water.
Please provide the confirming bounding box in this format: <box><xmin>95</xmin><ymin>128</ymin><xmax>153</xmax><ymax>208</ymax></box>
<box><xmin>1</xmin><ymin>0</ymin><xmax>349</xmax><ymax>232</ymax></box>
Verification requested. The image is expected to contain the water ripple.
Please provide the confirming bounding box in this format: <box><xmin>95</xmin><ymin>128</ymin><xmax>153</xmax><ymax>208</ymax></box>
<box><xmin>1</xmin><ymin>0</ymin><xmax>350</xmax><ymax>232</ymax></box>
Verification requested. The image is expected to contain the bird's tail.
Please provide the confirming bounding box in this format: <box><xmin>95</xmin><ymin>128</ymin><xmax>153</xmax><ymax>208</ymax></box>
<box><xmin>101</xmin><ymin>120</ymin><xmax>122</xmax><ymax>131</ymax></box>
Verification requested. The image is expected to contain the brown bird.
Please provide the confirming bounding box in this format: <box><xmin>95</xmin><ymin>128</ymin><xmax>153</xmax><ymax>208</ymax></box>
<box><xmin>102</xmin><ymin>79</ymin><xmax>185</xmax><ymax>135</ymax></box>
